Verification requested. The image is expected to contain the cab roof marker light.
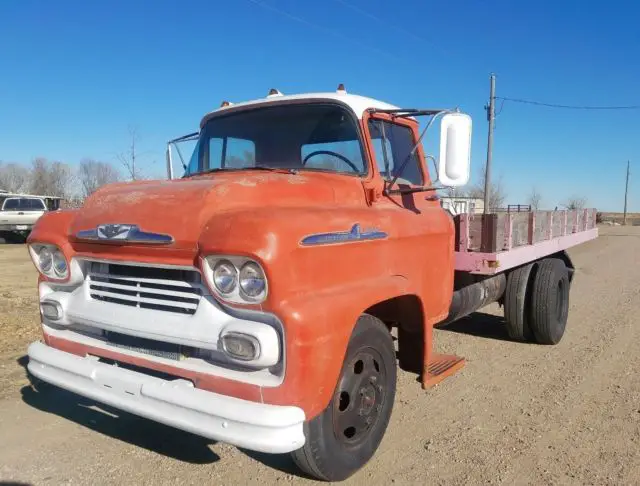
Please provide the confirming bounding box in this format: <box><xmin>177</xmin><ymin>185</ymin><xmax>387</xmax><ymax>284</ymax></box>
<box><xmin>220</xmin><ymin>100</ymin><xmax>233</xmax><ymax>107</ymax></box>
<box><xmin>267</xmin><ymin>88</ymin><xmax>283</xmax><ymax>98</ymax></box>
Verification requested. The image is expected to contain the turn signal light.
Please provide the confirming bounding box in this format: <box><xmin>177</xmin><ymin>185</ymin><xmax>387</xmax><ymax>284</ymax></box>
<box><xmin>221</xmin><ymin>333</ymin><xmax>260</xmax><ymax>361</ymax></box>
<box><xmin>41</xmin><ymin>301</ymin><xmax>62</xmax><ymax>321</ymax></box>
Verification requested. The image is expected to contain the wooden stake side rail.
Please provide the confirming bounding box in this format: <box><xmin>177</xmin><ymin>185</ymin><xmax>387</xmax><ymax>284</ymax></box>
<box><xmin>453</xmin><ymin>209</ymin><xmax>598</xmax><ymax>274</ymax></box>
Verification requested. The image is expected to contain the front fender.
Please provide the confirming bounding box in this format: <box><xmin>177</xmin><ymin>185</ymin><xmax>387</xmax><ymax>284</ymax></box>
<box><xmin>260</xmin><ymin>274</ymin><xmax>414</xmax><ymax>419</ymax></box>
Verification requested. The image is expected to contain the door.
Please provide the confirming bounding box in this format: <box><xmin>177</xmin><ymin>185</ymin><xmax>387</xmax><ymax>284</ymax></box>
<box><xmin>362</xmin><ymin>113</ymin><xmax>455</xmax><ymax>326</ymax></box>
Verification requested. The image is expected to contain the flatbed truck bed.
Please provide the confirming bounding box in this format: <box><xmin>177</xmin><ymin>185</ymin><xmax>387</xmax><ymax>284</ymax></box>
<box><xmin>454</xmin><ymin>209</ymin><xmax>598</xmax><ymax>274</ymax></box>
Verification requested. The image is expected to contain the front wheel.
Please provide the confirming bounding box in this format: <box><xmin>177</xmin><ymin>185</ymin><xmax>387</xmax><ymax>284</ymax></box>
<box><xmin>291</xmin><ymin>314</ymin><xmax>397</xmax><ymax>481</ymax></box>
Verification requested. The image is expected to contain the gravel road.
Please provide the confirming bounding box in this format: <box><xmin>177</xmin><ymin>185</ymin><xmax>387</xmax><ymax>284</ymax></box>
<box><xmin>1</xmin><ymin>225</ymin><xmax>639</xmax><ymax>485</ymax></box>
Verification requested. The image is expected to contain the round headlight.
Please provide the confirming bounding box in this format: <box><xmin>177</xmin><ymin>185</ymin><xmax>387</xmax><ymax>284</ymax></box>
<box><xmin>212</xmin><ymin>260</ymin><xmax>237</xmax><ymax>294</ymax></box>
<box><xmin>52</xmin><ymin>249</ymin><xmax>68</xmax><ymax>278</ymax></box>
<box><xmin>239</xmin><ymin>262</ymin><xmax>266</xmax><ymax>299</ymax></box>
<box><xmin>38</xmin><ymin>246</ymin><xmax>53</xmax><ymax>274</ymax></box>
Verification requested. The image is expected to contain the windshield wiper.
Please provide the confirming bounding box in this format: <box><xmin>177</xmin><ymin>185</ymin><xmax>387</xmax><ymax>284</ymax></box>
<box><xmin>248</xmin><ymin>165</ymin><xmax>299</xmax><ymax>174</ymax></box>
<box><xmin>189</xmin><ymin>165</ymin><xmax>298</xmax><ymax>177</ymax></box>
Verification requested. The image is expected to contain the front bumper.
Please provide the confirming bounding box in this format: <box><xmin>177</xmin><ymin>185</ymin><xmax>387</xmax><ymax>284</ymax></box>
<box><xmin>27</xmin><ymin>341</ymin><xmax>306</xmax><ymax>454</ymax></box>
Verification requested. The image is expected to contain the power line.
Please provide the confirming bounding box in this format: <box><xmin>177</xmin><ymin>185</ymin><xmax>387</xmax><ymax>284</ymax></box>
<box><xmin>332</xmin><ymin>0</ymin><xmax>446</xmax><ymax>54</ymax></box>
<box><xmin>496</xmin><ymin>96</ymin><xmax>640</xmax><ymax>110</ymax></box>
<box><xmin>245</xmin><ymin>0</ymin><xmax>401</xmax><ymax>62</ymax></box>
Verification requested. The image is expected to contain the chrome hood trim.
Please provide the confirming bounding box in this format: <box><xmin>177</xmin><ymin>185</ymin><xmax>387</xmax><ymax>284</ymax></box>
<box><xmin>76</xmin><ymin>224</ymin><xmax>173</xmax><ymax>245</ymax></box>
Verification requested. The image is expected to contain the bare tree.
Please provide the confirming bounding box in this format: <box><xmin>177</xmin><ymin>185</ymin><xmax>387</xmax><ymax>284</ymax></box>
<box><xmin>528</xmin><ymin>187</ymin><xmax>542</xmax><ymax>210</ymax></box>
<box><xmin>562</xmin><ymin>196</ymin><xmax>587</xmax><ymax>210</ymax></box>
<box><xmin>0</xmin><ymin>162</ymin><xmax>30</xmax><ymax>193</ymax></box>
<box><xmin>29</xmin><ymin>158</ymin><xmax>73</xmax><ymax>198</ymax></box>
<box><xmin>78</xmin><ymin>159</ymin><xmax>120</xmax><ymax>197</ymax></box>
<box><xmin>117</xmin><ymin>126</ymin><xmax>143</xmax><ymax>180</ymax></box>
<box><xmin>29</xmin><ymin>158</ymin><xmax>50</xmax><ymax>195</ymax></box>
<box><xmin>467</xmin><ymin>166</ymin><xmax>506</xmax><ymax>210</ymax></box>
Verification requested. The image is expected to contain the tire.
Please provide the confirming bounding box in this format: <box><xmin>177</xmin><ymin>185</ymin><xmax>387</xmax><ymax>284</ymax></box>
<box><xmin>504</xmin><ymin>263</ymin><xmax>534</xmax><ymax>341</ymax></box>
<box><xmin>291</xmin><ymin>314</ymin><xmax>397</xmax><ymax>482</ymax></box>
<box><xmin>528</xmin><ymin>258</ymin><xmax>570</xmax><ymax>345</ymax></box>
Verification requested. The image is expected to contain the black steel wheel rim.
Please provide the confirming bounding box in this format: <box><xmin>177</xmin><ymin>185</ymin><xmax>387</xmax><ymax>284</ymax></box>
<box><xmin>332</xmin><ymin>346</ymin><xmax>387</xmax><ymax>446</ymax></box>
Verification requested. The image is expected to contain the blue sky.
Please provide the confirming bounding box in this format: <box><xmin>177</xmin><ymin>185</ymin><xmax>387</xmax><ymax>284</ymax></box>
<box><xmin>1</xmin><ymin>0</ymin><xmax>638</xmax><ymax>211</ymax></box>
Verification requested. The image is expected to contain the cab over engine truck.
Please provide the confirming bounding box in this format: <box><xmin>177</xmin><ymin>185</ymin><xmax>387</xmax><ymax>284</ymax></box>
<box><xmin>26</xmin><ymin>86</ymin><xmax>598</xmax><ymax>482</ymax></box>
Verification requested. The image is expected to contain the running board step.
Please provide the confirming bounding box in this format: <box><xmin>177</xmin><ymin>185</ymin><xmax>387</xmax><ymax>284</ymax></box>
<box><xmin>422</xmin><ymin>353</ymin><xmax>465</xmax><ymax>389</ymax></box>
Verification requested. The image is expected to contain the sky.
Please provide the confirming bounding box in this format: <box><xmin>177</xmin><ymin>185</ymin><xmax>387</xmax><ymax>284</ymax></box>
<box><xmin>1</xmin><ymin>0</ymin><xmax>639</xmax><ymax>211</ymax></box>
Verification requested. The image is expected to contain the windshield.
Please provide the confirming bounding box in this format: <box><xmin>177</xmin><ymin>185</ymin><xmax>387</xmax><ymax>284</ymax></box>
<box><xmin>2</xmin><ymin>198</ymin><xmax>46</xmax><ymax>211</ymax></box>
<box><xmin>183</xmin><ymin>103</ymin><xmax>367</xmax><ymax>177</ymax></box>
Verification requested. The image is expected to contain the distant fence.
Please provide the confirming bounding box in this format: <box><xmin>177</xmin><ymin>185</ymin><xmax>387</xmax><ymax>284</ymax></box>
<box><xmin>492</xmin><ymin>204</ymin><xmax>532</xmax><ymax>213</ymax></box>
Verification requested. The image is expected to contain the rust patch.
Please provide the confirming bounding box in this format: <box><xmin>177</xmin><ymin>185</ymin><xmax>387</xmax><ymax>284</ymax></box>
<box><xmin>215</xmin><ymin>185</ymin><xmax>231</xmax><ymax>196</ymax></box>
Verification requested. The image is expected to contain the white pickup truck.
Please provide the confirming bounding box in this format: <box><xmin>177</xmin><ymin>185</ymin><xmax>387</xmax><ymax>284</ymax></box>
<box><xmin>0</xmin><ymin>194</ymin><xmax>60</xmax><ymax>242</ymax></box>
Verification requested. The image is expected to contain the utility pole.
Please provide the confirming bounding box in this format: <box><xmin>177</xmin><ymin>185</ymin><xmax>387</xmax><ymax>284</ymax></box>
<box><xmin>623</xmin><ymin>160</ymin><xmax>630</xmax><ymax>225</ymax></box>
<box><xmin>484</xmin><ymin>73</ymin><xmax>496</xmax><ymax>213</ymax></box>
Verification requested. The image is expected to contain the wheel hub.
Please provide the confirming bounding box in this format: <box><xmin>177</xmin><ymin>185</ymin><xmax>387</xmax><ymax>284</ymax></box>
<box><xmin>359</xmin><ymin>384</ymin><xmax>377</xmax><ymax>415</ymax></box>
<box><xmin>332</xmin><ymin>348</ymin><xmax>386</xmax><ymax>444</ymax></box>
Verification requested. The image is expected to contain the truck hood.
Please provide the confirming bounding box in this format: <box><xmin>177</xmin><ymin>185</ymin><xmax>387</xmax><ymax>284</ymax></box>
<box><xmin>69</xmin><ymin>172</ymin><xmax>338</xmax><ymax>249</ymax></box>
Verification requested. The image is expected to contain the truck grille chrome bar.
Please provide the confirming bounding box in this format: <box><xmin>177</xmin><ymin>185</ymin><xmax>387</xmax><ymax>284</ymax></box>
<box><xmin>86</xmin><ymin>261</ymin><xmax>203</xmax><ymax>315</ymax></box>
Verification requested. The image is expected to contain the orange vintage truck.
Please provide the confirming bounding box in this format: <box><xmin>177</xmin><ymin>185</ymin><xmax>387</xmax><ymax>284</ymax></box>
<box><xmin>26</xmin><ymin>86</ymin><xmax>597</xmax><ymax>481</ymax></box>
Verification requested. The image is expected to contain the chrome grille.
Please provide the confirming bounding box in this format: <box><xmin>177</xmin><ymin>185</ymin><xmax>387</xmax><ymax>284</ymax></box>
<box><xmin>86</xmin><ymin>261</ymin><xmax>203</xmax><ymax>315</ymax></box>
<box><xmin>102</xmin><ymin>330</ymin><xmax>185</xmax><ymax>360</ymax></box>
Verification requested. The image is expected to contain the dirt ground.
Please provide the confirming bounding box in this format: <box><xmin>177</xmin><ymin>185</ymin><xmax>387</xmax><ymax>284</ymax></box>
<box><xmin>0</xmin><ymin>226</ymin><xmax>639</xmax><ymax>485</ymax></box>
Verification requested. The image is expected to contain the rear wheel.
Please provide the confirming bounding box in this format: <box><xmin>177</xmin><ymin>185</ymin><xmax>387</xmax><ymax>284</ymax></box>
<box><xmin>291</xmin><ymin>314</ymin><xmax>396</xmax><ymax>482</ymax></box>
<box><xmin>504</xmin><ymin>263</ymin><xmax>535</xmax><ymax>341</ymax></box>
<box><xmin>528</xmin><ymin>258</ymin><xmax>570</xmax><ymax>344</ymax></box>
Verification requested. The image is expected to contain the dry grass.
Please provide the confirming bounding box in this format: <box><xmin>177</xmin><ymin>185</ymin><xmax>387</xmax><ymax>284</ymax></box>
<box><xmin>0</xmin><ymin>244</ymin><xmax>41</xmax><ymax>398</ymax></box>
<box><xmin>599</xmin><ymin>211</ymin><xmax>640</xmax><ymax>225</ymax></box>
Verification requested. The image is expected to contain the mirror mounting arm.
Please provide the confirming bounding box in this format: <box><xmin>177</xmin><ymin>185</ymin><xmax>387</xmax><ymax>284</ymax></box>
<box><xmin>385</xmin><ymin>185</ymin><xmax>447</xmax><ymax>196</ymax></box>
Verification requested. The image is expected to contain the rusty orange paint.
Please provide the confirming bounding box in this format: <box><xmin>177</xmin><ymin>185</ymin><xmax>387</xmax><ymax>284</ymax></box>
<box><xmin>28</xmin><ymin>116</ymin><xmax>457</xmax><ymax>420</ymax></box>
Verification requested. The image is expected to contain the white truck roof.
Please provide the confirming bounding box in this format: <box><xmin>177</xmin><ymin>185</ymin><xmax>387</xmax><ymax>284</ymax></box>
<box><xmin>0</xmin><ymin>192</ymin><xmax>61</xmax><ymax>199</ymax></box>
<box><xmin>201</xmin><ymin>90</ymin><xmax>399</xmax><ymax>126</ymax></box>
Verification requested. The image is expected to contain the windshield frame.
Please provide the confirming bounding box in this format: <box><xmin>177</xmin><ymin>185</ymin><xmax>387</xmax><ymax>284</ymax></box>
<box><xmin>185</xmin><ymin>100</ymin><xmax>371</xmax><ymax>179</ymax></box>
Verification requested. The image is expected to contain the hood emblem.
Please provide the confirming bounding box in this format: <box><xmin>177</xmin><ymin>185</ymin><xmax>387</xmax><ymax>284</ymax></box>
<box><xmin>300</xmin><ymin>223</ymin><xmax>387</xmax><ymax>246</ymax></box>
<box><xmin>76</xmin><ymin>224</ymin><xmax>173</xmax><ymax>244</ymax></box>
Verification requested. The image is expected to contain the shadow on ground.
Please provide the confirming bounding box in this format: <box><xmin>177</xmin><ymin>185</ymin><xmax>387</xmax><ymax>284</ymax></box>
<box><xmin>239</xmin><ymin>450</ymin><xmax>313</xmax><ymax>479</ymax></box>
<box><xmin>437</xmin><ymin>311</ymin><xmax>512</xmax><ymax>342</ymax></box>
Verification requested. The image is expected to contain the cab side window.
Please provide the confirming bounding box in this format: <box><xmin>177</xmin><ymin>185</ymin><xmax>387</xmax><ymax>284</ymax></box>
<box><xmin>368</xmin><ymin>120</ymin><xmax>423</xmax><ymax>186</ymax></box>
